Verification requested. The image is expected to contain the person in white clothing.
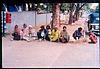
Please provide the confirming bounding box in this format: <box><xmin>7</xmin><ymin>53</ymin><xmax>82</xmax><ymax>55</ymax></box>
<box><xmin>20</xmin><ymin>24</ymin><xmax>28</xmax><ymax>40</ymax></box>
<box><xmin>21</xmin><ymin>24</ymin><xmax>33</xmax><ymax>41</ymax></box>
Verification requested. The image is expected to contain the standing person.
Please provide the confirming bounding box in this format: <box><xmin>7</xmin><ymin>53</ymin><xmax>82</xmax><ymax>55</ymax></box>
<box><xmin>37</xmin><ymin>25</ymin><xmax>47</xmax><ymax>41</ymax></box>
<box><xmin>88</xmin><ymin>32</ymin><xmax>97</xmax><ymax>43</ymax></box>
<box><xmin>84</xmin><ymin>17</ymin><xmax>89</xmax><ymax>36</ymax></box>
<box><xmin>12</xmin><ymin>25</ymin><xmax>21</xmax><ymax>40</ymax></box>
<box><xmin>59</xmin><ymin>26</ymin><xmax>70</xmax><ymax>43</ymax></box>
<box><xmin>45</xmin><ymin>25</ymin><xmax>51</xmax><ymax>41</ymax></box>
<box><xmin>72</xmin><ymin>27</ymin><xmax>83</xmax><ymax>40</ymax></box>
<box><xmin>49</xmin><ymin>26</ymin><xmax>59</xmax><ymax>42</ymax></box>
<box><xmin>88</xmin><ymin>14</ymin><xmax>94</xmax><ymax>31</ymax></box>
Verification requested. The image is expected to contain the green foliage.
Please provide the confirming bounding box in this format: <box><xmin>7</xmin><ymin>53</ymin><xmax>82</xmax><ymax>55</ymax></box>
<box><xmin>95</xmin><ymin>5</ymin><xmax>99</xmax><ymax>13</ymax></box>
<box><xmin>46</xmin><ymin>3</ymin><xmax>52</xmax><ymax>13</ymax></box>
<box><xmin>83</xmin><ymin>3</ymin><xmax>91</xmax><ymax>11</ymax></box>
<box><xmin>36</xmin><ymin>3</ymin><xmax>52</xmax><ymax>13</ymax></box>
<box><xmin>83</xmin><ymin>3</ymin><xmax>99</xmax><ymax>13</ymax></box>
<box><xmin>37</xmin><ymin>3</ymin><xmax>45</xmax><ymax>10</ymax></box>
<box><xmin>60</xmin><ymin>3</ymin><xmax>69</xmax><ymax>13</ymax></box>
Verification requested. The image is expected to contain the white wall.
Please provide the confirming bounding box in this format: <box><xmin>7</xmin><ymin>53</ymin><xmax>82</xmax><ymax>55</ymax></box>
<box><xmin>6</xmin><ymin>11</ymin><xmax>67</xmax><ymax>33</ymax></box>
<box><xmin>8</xmin><ymin>11</ymin><xmax>52</xmax><ymax>32</ymax></box>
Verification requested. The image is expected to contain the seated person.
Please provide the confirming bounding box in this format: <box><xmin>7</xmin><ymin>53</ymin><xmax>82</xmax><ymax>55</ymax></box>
<box><xmin>88</xmin><ymin>32</ymin><xmax>97</xmax><ymax>43</ymax></box>
<box><xmin>12</xmin><ymin>25</ymin><xmax>21</xmax><ymax>40</ymax></box>
<box><xmin>49</xmin><ymin>26</ymin><xmax>59</xmax><ymax>42</ymax></box>
<box><xmin>59</xmin><ymin>26</ymin><xmax>70</xmax><ymax>43</ymax></box>
<box><xmin>37</xmin><ymin>25</ymin><xmax>47</xmax><ymax>40</ymax></box>
<box><xmin>28</xmin><ymin>25</ymin><xmax>33</xmax><ymax>37</ymax></box>
<box><xmin>73</xmin><ymin>27</ymin><xmax>83</xmax><ymax>40</ymax></box>
<box><xmin>20</xmin><ymin>24</ymin><xmax>28</xmax><ymax>40</ymax></box>
<box><xmin>45</xmin><ymin>25</ymin><xmax>51</xmax><ymax>41</ymax></box>
<box><xmin>21</xmin><ymin>24</ymin><xmax>33</xmax><ymax>41</ymax></box>
<box><xmin>22</xmin><ymin>23</ymin><xmax>27</xmax><ymax>30</ymax></box>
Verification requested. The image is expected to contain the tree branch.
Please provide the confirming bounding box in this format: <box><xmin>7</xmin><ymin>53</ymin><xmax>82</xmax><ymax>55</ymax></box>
<box><xmin>78</xmin><ymin>3</ymin><xmax>87</xmax><ymax>11</ymax></box>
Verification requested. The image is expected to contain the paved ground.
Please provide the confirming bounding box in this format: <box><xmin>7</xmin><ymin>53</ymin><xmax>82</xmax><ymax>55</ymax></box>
<box><xmin>2</xmin><ymin>18</ymin><xmax>100</xmax><ymax>68</ymax></box>
<box><xmin>2</xmin><ymin>35</ymin><xmax>100</xmax><ymax>68</ymax></box>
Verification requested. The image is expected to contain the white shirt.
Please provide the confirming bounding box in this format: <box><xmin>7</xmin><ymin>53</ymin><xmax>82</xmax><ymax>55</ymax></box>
<box><xmin>41</xmin><ymin>31</ymin><xmax>45</xmax><ymax>37</ymax></box>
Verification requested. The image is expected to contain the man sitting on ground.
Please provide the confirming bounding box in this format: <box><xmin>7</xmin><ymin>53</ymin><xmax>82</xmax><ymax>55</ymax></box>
<box><xmin>73</xmin><ymin>27</ymin><xmax>83</xmax><ymax>40</ymax></box>
<box><xmin>45</xmin><ymin>25</ymin><xmax>51</xmax><ymax>41</ymax></box>
<box><xmin>12</xmin><ymin>25</ymin><xmax>21</xmax><ymax>40</ymax></box>
<box><xmin>20</xmin><ymin>24</ymin><xmax>34</xmax><ymax>42</ymax></box>
<box><xmin>37</xmin><ymin>25</ymin><xmax>47</xmax><ymax>41</ymax></box>
<box><xmin>59</xmin><ymin>26</ymin><xmax>70</xmax><ymax>43</ymax></box>
<box><xmin>49</xmin><ymin>26</ymin><xmax>59</xmax><ymax>42</ymax></box>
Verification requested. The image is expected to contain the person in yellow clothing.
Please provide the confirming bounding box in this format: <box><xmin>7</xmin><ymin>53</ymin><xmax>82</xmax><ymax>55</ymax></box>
<box><xmin>49</xmin><ymin>27</ymin><xmax>60</xmax><ymax>42</ymax></box>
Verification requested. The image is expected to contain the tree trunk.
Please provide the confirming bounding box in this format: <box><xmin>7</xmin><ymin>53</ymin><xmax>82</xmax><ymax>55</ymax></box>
<box><xmin>74</xmin><ymin>3</ymin><xmax>86</xmax><ymax>21</ymax></box>
<box><xmin>74</xmin><ymin>11</ymin><xmax>79</xmax><ymax>21</ymax></box>
<box><xmin>74</xmin><ymin>3</ymin><xmax>79</xmax><ymax>21</ymax></box>
<box><xmin>68</xmin><ymin>3</ymin><xmax>74</xmax><ymax>24</ymax></box>
<box><xmin>68</xmin><ymin>10</ymin><xmax>73</xmax><ymax>24</ymax></box>
<box><xmin>22</xmin><ymin>3</ymin><xmax>26</xmax><ymax>11</ymax></box>
<box><xmin>51</xmin><ymin>3</ymin><xmax>60</xmax><ymax>29</ymax></box>
<box><xmin>28</xmin><ymin>3</ymin><xmax>31</xmax><ymax>11</ymax></box>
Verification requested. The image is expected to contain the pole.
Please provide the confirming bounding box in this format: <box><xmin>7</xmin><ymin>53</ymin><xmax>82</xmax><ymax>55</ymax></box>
<box><xmin>35</xmin><ymin>10</ymin><xmax>36</xmax><ymax>27</ymax></box>
<box><xmin>51</xmin><ymin>3</ymin><xmax>54</xmax><ymax>29</ymax></box>
<box><xmin>35</xmin><ymin>4</ymin><xmax>37</xmax><ymax>27</ymax></box>
<box><xmin>46</xmin><ymin>4</ymin><xmax>47</xmax><ymax>25</ymax></box>
<box><xmin>2</xmin><ymin>11</ymin><xmax>4</xmax><ymax>36</ymax></box>
<box><xmin>35</xmin><ymin>4</ymin><xmax>38</xmax><ymax>27</ymax></box>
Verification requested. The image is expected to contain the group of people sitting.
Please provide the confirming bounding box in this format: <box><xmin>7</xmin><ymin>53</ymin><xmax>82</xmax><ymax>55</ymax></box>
<box><xmin>12</xmin><ymin>24</ymin><xmax>34</xmax><ymax>41</ymax></box>
<box><xmin>37</xmin><ymin>25</ymin><xmax>70</xmax><ymax>43</ymax></box>
<box><xmin>11</xmin><ymin>23</ymin><xmax>97</xmax><ymax>43</ymax></box>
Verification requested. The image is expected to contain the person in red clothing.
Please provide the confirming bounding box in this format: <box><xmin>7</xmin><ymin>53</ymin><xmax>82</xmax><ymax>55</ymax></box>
<box><xmin>88</xmin><ymin>32</ymin><xmax>97</xmax><ymax>43</ymax></box>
